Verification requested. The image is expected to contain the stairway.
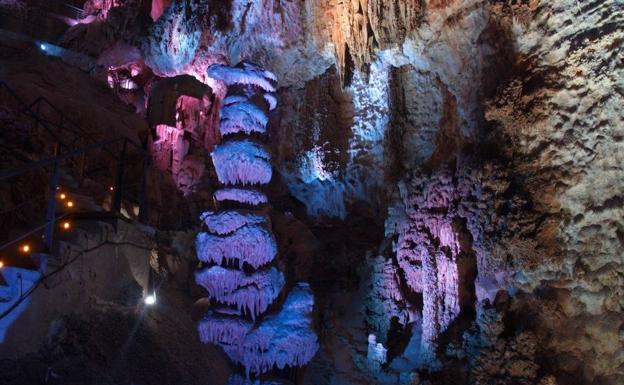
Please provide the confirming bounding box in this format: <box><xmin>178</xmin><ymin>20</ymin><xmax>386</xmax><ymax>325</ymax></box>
<box><xmin>0</xmin><ymin>80</ymin><xmax>150</xmax><ymax>344</ymax></box>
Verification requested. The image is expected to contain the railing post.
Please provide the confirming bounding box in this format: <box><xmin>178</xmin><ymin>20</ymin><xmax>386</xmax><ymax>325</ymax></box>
<box><xmin>78</xmin><ymin>153</ymin><xmax>86</xmax><ymax>187</ymax></box>
<box><xmin>112</xmin><ymin>139</ymin><xmax>127</xmax><ymax>214</ymax></box>
<box><xmin>138</xmin><ymin>155</ymin><xmax>149</xmax><ymax>223</ymax></box>
<box><xmin>44</xmin><ymin>159</ymin><xmax>60</xmax><ymax>252</ymax></box>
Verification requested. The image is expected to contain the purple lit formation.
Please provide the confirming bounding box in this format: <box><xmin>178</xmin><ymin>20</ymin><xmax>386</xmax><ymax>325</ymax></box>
<box><xmin>394</xmin><ymin>169</ymin><xmax>472</xmax><ymax>365</ymax></box>
<box><xmin>195</xmin><ymin>62</ymin><xmax>318</xmax><ymax>379</ymax></box>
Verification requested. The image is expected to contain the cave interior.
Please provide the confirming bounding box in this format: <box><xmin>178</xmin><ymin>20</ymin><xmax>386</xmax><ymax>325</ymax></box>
<box><xmin>0</xmin><ymin>1</ymin><xmax>622</xmax><ymax>385</ymax></box>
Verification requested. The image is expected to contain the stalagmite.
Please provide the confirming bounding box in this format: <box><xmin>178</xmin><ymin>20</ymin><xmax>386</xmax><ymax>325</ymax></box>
<box><xmin>196</xmin><ymin>62</ymin><xmax>318</xmax><ymax>380</ymax></box>
<box><xmin>229</xmin><ymin>283</ymin><xmax>319</xmax><ymax>377</ymax></box>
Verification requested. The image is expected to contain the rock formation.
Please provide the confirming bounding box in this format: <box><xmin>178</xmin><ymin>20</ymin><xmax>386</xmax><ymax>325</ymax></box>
<box><xmin>1</xmin><ymin>1</ymin><xmax>621</xmax><ymax>384</ymax></box>
<box><xmin>195</xmin><ymin>62</ymin><xmax>318</xmax><ymax>380</ymax></box>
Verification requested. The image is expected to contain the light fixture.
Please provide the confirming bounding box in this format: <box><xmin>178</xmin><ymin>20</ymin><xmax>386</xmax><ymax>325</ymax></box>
<box><xmin>66</xmin><ymin>201</ymin><xmax>74</xmax><ymax>208</ymax></box>
<box><xmin>61</xmin><ymin>221</ymin><xmax>71</xmax><ymax>230</ymax></box>
<box><xmin>0</xmin><ymin>261</ymin><xmax>4</xmax><ymax>269</ymax></box>
<box><xmin>59</xmin><ymin>193</ymin><xmax>67</xmax><ymax>200</ymax></box>
<box><xmin>40</xmin><ymin>43</ymin><xmax>46</xmax><ymax>51</ymax></box>
<box><xmin>109</xmin><ymin>186</ymin><xmax>114</xmax><ymax>191</ymax></box>
<box><xmin>20</xmin><ymin>244</ymin><xmax>30</xmax><ymax>253</ymax></box>
<box><xmin>144</xmin><ymin>294</ymin><xmax>156</xmax><ymax>305</ymax></box>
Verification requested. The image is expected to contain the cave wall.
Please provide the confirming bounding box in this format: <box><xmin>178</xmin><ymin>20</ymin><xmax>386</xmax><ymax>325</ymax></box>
<box><xmin>1</xmin><ymin>0</ymin><xmax>618</xmax><ymax>384</ymax></box>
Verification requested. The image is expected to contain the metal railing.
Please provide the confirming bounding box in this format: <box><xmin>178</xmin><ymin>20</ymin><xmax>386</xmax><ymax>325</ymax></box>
<box><xmin>1</xmin><ymin>136</ymin><xmax>150</xmax><ymax>252</ymax></box>
<box><xmin>0</xmin><ymin>81</ymin><xmax>150</xmax><ymax>253</ymax></box>
<box><xmin>0</xmin><ymin>81</ymin><xmax>85</xmax><ymax>156</ymax></box>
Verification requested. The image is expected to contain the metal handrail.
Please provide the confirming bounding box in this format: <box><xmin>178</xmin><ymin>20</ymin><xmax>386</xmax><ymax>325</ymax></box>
<box><xmin>0</xmin><ymin>135</ymin><xmax>149</xmax><ymax>250</ymax></box>
<box><xmin>0</xmin><ymin>81</ymin><xmax>131</xmax><ymax>160</ymax></box>
<box><xmin>0</xmin><ymin>81</ymin><xmax>73</xmax><ymax>152</ymax></box>
<box><xmin>28</xmin><ymin>96</ymin><xmax>88</xmax><ymax>137</ymax></box>
<box><xmin>0</xmin><ymin>82</ymin><xmax>151</xmax><ymax>252</ymax></box>
<box><xmin>0</xmin><ymin>136</ymin><xmax>138</xmax><ymax>180</ymax></box>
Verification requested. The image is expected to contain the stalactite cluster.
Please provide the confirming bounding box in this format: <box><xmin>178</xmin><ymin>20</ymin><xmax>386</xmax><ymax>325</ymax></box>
<box><xmin>195</xmin><ymin>62</ymin><xmax>318</xmax><ymax>381</ymax></box>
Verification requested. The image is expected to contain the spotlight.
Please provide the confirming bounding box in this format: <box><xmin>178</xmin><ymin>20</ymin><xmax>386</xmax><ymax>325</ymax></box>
<box><xmin>66</xmin><ymin>201</ymin><xmax>74</xmax><ymax>208</ymax></box>
<box><xmin>144</xmin><ymin>294</ymin><xmax>156</xmax><ymax>305</ymax></box>
<box><xmin>61</xmin><ymin>221</ymin><xmax>71</xmax><ymax>230</ymax></box>
<box><xmin>59</xmin><ymin>193</ymin><xmax>67</xmax><ymax>200</ymax></box>
<box><xmin>40</xmin><ymin>43</ymin><xmax>46</xmax><ymax>51</ymax></box>
<box><xmin>20</xmin><ymin>244</ymin><xmax>30</xmax><ymax>253</ymax></box>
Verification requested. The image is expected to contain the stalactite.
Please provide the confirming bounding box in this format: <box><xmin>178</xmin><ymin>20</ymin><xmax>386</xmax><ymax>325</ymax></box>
<box><xmin>211</xmin><ymin>139</ymin><xmax>273</xmax><ymax>185</ymax></box>
<box><xmin>195</xmin><ymin>225</ymin><xmax>277</xmax><ymax>269</ymax></box>
<box><xmin>220</xmin><ymin>98</ymin><xmax>269</xmax><ymax>136</ymax></box>
<box><xmin>207</xmin><ymin>62</ymin><xmax>278</xmax><ymax>92</ymax></box>
<box><xmin>195</xmin><ymin>267</ymin><xmax>285</xmax><ymax>320</ymax></box>
<box><xmin>198</xmin><ymin>313</ymin><xmax>253</xmax><ymax>345</ymax></box>
<box><xmin>394</xmin><ymin>168</ymin><xmax>463</xmax><ymax>366</ymax></box>
<box><xmin>196</xmin><ymin>61</ymin><xmax>318</xmax><ymax>380</ymax></box>
<box><xmin>214</xmin><ymin>188</ymin><xmax>269</xmax><ymax>206</ymax></box>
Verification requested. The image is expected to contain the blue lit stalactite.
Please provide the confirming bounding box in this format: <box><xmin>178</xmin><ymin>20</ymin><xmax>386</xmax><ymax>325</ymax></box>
<box><xmin>195</xmin><ymin>62</ymin><xmax>318</xmax><ymax>381</ymax></box>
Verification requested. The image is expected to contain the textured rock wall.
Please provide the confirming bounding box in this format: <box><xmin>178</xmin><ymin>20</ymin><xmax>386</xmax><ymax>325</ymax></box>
<box><xmin>44</xmin><ymin>0</ymin><xmax>624</xmax><ymax>383</ymax></box>
<box><xmin>484</xmin><ymin>1</ymin><xmax>624</xmax><ymax>383</ymax></box>
<box><xmin>311</xmin><ymin>0</ymin><xmax>425</xmax><ymax>83</ymax></box>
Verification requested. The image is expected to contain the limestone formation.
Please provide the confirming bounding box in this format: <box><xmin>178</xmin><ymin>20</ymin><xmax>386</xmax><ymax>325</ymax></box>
<box><xmin>195</xmin><ymin>62</ymin><xmax>318</xmax><ymax>380</ymax></box>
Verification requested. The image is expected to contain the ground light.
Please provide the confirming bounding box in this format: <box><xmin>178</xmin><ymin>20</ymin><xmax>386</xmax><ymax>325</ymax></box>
<box><xmin>144</xmin><ymin>294</ymin><xmax>156</xmax><ymax>305</ymax></box>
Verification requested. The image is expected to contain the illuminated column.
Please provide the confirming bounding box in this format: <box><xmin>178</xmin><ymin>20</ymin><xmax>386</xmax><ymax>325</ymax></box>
<box><xmin>196</xmin><ymin>62</ymin><xmax>318</xmax><ymax>379</ymax></box>
<box><xmin>395</xmin><ymin>169</ymin><xmax>463</xmax><ymax>366</ymax></box>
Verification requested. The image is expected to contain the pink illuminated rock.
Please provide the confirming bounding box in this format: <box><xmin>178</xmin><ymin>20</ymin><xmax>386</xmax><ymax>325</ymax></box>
<box><xmin>150</xmin><ymin>0</ymin><xmax>173</xmax><ymax>21</ymax></box>
<box><xmin>212</xmin><ymin>139</ymin><xmax>272</xmax><ymax>186</ymax></box>
<box><xmin>394</xmin><ymin>168</ymin><xmax>466</xmax><ymax>363</ymax></box>
<box><xmin>196</xmin><ymin>225</ymin><xmax>277</xmax><ymax>269</ymax></box>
